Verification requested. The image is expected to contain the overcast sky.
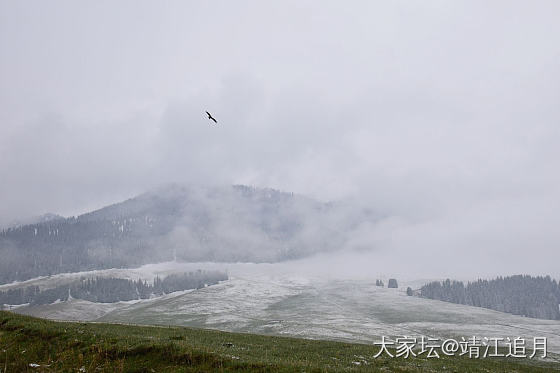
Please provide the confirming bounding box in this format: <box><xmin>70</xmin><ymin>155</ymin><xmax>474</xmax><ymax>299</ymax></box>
<box><xmin>1</xmin><ymin>1</ymin><xmax>559</xmax><ymax>275</ymax></box>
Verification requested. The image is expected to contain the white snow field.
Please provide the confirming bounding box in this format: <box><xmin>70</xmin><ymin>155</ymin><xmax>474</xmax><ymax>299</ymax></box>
<box><xmin>7</xmin><ymin>261</ymin><xmax>560</xmax><ymax>359</ymax></box>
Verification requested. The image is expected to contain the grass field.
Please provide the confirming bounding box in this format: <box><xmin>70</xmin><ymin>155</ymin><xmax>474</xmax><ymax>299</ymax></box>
<box><xmin>13</xmin><ymin>263</ymin><xmax>560</xmax><ymax>358</ymax></box>
<box><xmin>0</xmin><ymin>311</ymin><xmax>559</xmax><ymax>372</ymax></box>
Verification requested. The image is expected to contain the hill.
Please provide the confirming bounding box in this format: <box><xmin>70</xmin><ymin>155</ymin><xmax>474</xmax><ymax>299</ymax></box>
<box><xmin>420</xmin><ymin>275</ymin><xmax>560</xmax><ymax>320</ymax></box>
<box><xmin>5</xmin><ymin>262</ymin><xmax>560</xmax><ymax>358</ymax></box>
<box><xmin>0</xmin><ymin>184</ymin><xmax>374</xmax><ymax>284</ymax></box>
<box><xmin>3</xmin><ymin>213</ymin><xmax>64</xmax><ymax>229</ymax></box>
<box><xmin>1</xmin><ymin>311</ymin><xmax>557</xmax><ymax>372</ymax></box>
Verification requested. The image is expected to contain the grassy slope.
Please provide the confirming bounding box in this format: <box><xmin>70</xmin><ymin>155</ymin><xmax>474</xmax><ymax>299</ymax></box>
<box><xmin>0</xmin><ymin>311</ymin><xmax>558</xmax><ymax>372</ymax></box>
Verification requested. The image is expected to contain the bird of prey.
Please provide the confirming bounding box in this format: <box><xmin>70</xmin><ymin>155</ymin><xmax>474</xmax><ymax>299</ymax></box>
<box><xmin>206</xmin><ymin>111</ymin><xmax>218</xmax><ymax>124</ymax></box>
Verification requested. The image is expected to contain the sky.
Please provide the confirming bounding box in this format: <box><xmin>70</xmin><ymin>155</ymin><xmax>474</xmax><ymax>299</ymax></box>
<box><xmin>1</xmin><ymin>1</ymin><xmax>559</xmax><ymax>276</ymax></box>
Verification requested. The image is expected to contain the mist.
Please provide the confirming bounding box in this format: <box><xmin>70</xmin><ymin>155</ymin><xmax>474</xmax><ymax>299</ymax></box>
<box><xmin>1</xmin><ymin>1</ymin><xmax>559</xmax><ymax>278</ymax></box>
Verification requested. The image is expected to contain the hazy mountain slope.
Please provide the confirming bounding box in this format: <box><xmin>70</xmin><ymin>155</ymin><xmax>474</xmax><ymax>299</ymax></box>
<box><xmin>3</xmin><ymin>213</ymin><xmax>64</xmax><ymax>229</ymax></box>
<box><xmin>0</xmin><ymin>185</ymin><xmax>373</xmax><ymax>284</ymax></box>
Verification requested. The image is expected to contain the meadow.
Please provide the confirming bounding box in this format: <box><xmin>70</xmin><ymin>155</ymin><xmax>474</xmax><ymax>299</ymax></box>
<box><xmin>1</xmin><ymin>311</ymin><xmax>558</xmax><ymax>372</ymax></box>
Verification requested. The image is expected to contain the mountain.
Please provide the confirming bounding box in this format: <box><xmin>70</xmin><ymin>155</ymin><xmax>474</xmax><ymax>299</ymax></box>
<box><xmin>0</xmin><ymin>184</ymin><xmax>378</xmax><ymax>284</ymax></box>
<box><xmin>4</xmin><ymin>213</ymin><xmax>64</xmax><ymax>229</ymax></box>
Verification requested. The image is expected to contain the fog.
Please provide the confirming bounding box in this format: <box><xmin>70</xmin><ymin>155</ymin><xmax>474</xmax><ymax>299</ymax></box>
<box><xmin>1</xmin><ymin>1</ymin><xmax>559</xmax><ymax>277</ymax></box>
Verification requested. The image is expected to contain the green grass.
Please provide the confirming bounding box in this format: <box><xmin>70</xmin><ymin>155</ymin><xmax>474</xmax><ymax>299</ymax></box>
<box><xmin>0</xmin><ymin>311</ymin><xmax>558</xmax><ymax>372</ymax></box>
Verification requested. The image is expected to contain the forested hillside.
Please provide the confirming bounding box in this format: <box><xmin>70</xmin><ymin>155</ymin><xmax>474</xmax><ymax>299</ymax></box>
<box><xmin>0</xmin><ymin>184</ymin><xmax>372</xmax><ymax>284</ymax></box>
<box><xmin>0</xmin><ymin>270</ymin><xmax>227</xmax><ymax>306</ymax></box>
<box><xmin>420</xmin><ymin>275</ymin><xmax>560</xmax><ymax>320</ymax></box>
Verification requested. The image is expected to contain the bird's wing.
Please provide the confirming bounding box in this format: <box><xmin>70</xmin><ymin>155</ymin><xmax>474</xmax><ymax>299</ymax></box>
<box><xmin>206</xmin><ymin>111</ymin><xmax>211</xmax><ymax>117</ymax></box>
<box><xmin>211</xmin><ymin>117</ymin><xmax>218</xmax><ymax>123</ymax></box>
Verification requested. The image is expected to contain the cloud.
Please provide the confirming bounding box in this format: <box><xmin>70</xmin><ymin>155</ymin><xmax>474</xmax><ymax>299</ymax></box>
<box><xmin>1</xmin><ymin>1</ymin><xmax>559</xmax><ymax>276</ymax></box>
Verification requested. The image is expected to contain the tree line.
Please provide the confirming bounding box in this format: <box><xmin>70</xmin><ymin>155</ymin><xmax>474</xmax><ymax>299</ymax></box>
<box><xmin>0</xmin><ymin>185</ymin><xmax>345</xmax><ymax>284</ymax></box>
<box><xmin>420</xmin><ymin>275</ymin><xmax>560</xmax><ymax>320</ymax></box>
<box><xmin>0</xmin><ymin>270</ymin><xmax>227</xmax><ymax>306</ymax></box>
<box><xmin>0</xmin><ymin>215</ymin><xmax>174</xmax><ymax>284</ymax></box>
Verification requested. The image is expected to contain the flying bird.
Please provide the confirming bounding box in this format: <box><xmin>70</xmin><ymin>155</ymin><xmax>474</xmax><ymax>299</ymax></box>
<box><xmin>206</xmin><ymin>111</ymin><xmax>218</xmax><ymax>124</ymax></box>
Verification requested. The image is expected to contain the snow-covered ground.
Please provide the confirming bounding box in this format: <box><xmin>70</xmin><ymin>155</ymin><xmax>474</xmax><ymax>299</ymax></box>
<box><xmin>8</xmin><ymin>261</ymin><xmax>560</xmax><ymax>359</ymax></box>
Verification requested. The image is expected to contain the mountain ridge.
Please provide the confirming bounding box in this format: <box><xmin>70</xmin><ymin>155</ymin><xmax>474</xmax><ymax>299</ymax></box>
<box><xmin>0</xmin><ymin>184</ymin><xmax>373</xmax><ymax>284</ymax></box>
<box><xmin>3</xmin><ymin>212</ymin><xmax>65</xmax><ymax>230</ymax></box>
